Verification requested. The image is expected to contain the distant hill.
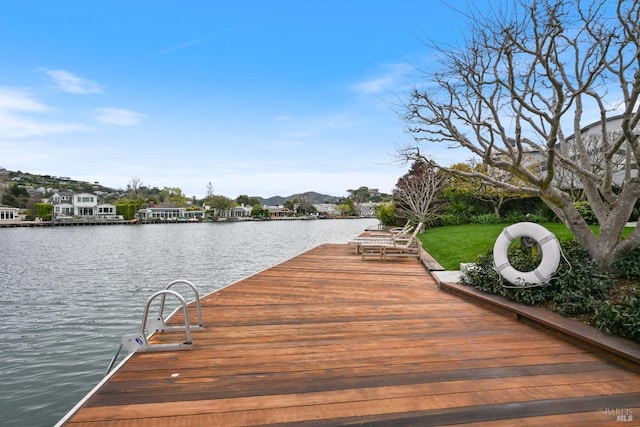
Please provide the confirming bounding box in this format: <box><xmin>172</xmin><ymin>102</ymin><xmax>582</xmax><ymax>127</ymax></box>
<box><xmin>253</xmin><ymin>192</ymin><xmax>342</xmax><ymax>206</ymax></box>
<box><xmin>0</xmin><ymin>168</ymin><xmax>122</xmax><ymax>197</ymax></box>
<box><xmin>1</xmin><ymin>168</ymin><xmax>343</xmax><ymax>204</ymax></box>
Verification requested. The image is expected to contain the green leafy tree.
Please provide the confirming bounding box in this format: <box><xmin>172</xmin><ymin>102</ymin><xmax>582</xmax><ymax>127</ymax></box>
<box><xmin>336</xmin><ymin>199</ymin><xmax>356</xmax><ymax>216</ymax></box>
<box><xmin>236</xmin><ymin>194</ymin><xmax>260</xmax><ymax>207</ymax></box>
<box><xmin>2</xmin><ymin>184</ymin><xmax>29</xmax><ymax>207</ymax></box>
<box><xmin>347</xmin><ymin>186</ymin><xmax>371</xmax><ymax>203</ymax></box>
<box><xmin>251</xmin><ymin>204</ymin><xmax>270</xmax><ymax>218</ymax></box>
<box><xmin>206</xmin><ymin>195</ymin><xmax>234</xmax><ymax>217</ymax></box>
<box><xmin>160</xmin><ymin>187</ymin><xmax>187</xmax><ymax>207</ymax></box>
<box><xmin>284</xmin><ymin>199</ymin><xmax>297</xmax><ymax>213</ymax></box>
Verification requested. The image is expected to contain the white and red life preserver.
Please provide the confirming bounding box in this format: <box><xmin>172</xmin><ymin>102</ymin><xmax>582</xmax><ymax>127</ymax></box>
<box><xmin>493</xmin><ymin>222</ymin><xmax>560</xmax><ymax>286</ymax></box>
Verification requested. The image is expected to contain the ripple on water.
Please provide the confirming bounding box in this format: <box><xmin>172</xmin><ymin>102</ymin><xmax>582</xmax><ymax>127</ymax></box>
<box><xmin>0</xmin><ymin>219</ymin><xmax>377</xmax><ymax>426</ymax></box>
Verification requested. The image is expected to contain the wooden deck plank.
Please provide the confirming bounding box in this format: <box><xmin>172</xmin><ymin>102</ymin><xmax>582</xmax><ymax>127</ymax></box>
<box><xmin>62</xmin><ymin>243</ymin><xmax>640</xmax><ymax>426</ymax></box>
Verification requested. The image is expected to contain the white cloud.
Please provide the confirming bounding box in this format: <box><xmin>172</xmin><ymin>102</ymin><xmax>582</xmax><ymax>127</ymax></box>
<box><xmin>0</xmin><ymin>111</ymin><xmax>89</xmax><ymax>138</ymax></box>
<box><xmin>353</xmin><ymin>75</ymin><xmax>396</xmax><ymax>94</ymax></box>
<box><xmin>95</xmin><ymin>108</ymin><xmax>143</xmax><ymax>126</ymax></box>
<box><xmin>0</xmin><ymin>87</ymin><xmax>89</xmax><ymax>138</ymax></box>
<box><xmin>0</xmin><ymin>87</ymin><xmax>48</xmax><ymax>112</ymax></box>
<box><xmin>352</xmin><ymin>63</ymin><xmax>413</xmax><ymax>95</ymax></box>
<box><xmin>42</xmin><ymin>68</ymin><xmax>103</xmax><ymax>94</ymax></box>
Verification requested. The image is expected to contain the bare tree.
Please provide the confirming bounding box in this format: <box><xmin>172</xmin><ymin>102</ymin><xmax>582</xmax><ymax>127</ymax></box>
<box><xmin>401</xmin><ymin>0</ymin><xmax>640</xmax><ymax>271</ymax></box>
<box><xmin>393</xmin><ymin>161</ymin><xmax>445</xmax><ymax>224</ymax></box>
<box><xmin>127</xmin><ymin>177</ymin><xmax>143</xmax><ymax>197</ymax></box>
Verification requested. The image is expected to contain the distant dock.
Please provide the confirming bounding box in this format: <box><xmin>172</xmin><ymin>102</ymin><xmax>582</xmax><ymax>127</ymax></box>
<box><xmin>0</xmin><ymin>219</ymin><xmax>137</xmax><ymax>228</ymax></box>
<box><xmin>58</xmin><ymin>243</ymin><xmax>639</xmax><ymax>425</ymax></box>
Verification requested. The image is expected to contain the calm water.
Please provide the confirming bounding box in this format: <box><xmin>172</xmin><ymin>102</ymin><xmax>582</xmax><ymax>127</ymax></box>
<box><xmin>0</xmin><ymin>218</ymin><xmax>377</xmax><ymax>427</ymax></box>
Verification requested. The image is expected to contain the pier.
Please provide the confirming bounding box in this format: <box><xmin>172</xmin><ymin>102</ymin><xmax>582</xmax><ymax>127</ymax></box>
<box><xmin>59</xmin><ymin>243</ymin><xmax>639</xmax><ymax>426</ymax></box>
<box><xmin>0</xmin><ymin>219</ymin><xmax>137</xmax><ymax>228</ymax></box>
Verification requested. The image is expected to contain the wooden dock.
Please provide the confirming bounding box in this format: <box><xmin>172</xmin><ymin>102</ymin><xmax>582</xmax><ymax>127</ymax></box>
<box><xmin>60</xmin><ymin>243</ymin><xmax>640</xmax><ymax>426</ymax></box>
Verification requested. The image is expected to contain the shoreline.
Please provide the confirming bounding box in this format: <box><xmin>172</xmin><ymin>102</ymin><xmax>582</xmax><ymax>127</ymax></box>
<box><xmin>0</xmin><ymin>215</ymin><xmax>373</xmax><ymax>228</ymax></box>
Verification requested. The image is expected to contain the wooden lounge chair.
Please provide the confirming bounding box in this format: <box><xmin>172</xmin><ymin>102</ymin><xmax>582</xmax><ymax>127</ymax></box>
<box><xmin>348</xmin><ymin>221</ymin><xmax>415</xmax><ymax>254</ymax></box>
<box><xmin>360</xmin><ymin>223</ymin><xmax>423</xmax><ymax>261</ymax></box>
<box><xmin>379</xmin><ymin>236</ymin><xmax>422</xmax><ymax>261</ymax></box>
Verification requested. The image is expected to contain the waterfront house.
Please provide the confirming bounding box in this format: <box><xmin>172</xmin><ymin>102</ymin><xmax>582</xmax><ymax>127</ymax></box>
<box><xmin>203</xmin><ymin>204</ymin><xmax>252</xmax><ymax>219</ymax></box>
<box><xmin>358</xmin><ymin>201</ymin><xmax>379</xmax><ymax>218</ymax></box>
<box><xmin>266</xmin><ymin>206</ymin><xmax>291</xmax><ymax>218</ymax></box>
<box><xmin>48</xmin><ymin>190</ymin><xmax>73</xmax><ymax>205</ymax></box>
<box><xmin>0</xmin><ymin>206</ymin><xmax>20</xmax><ymax>221</ymax></box>
<box><xmin>559</xmin><ymin>113</ymin><xmax>639</xmax><ymax>187</ymax></box>
<box><xmin>96</xmin><ymin>204</ymin><xmax>117</xmax><ymax>218</ymax></box>
<box><xmin>313</xmin><ymin>203</ymin><xmax>338</xmax><ymax>216</ymax></box>
<box><xmin>498</xmin><ymin>114</ymin><xmax>640</xmax><ymax>189</ymax></box>
<box><xmin>46</xmin><ymin>191</ymin><xmax>117</xmax><ymax>219</ymax></box>
<box><xmin>73</xmin><ymin>193</ymin><xmax>98</xmax><ymax>216</ymax></box>
<box><xmin>135</xmin><ymin>207</ymin><xmax>205</xmax><ymax>221</ymax></box>
<box><xmin>230</xmin><ymin>205</ymin><xmax>252</xmax><ymax>218</ymax></box>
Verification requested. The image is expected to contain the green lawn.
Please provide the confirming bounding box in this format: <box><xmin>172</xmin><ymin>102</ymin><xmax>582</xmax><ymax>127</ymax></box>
<box><xmin>419</xmin><ymin>223</ymin><xmax>579</xmax><ymax>270</ymax></box>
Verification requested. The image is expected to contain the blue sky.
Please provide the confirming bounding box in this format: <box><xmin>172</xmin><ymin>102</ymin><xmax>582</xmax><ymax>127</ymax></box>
<box><xmin>0</xmin><ymin>1</ymin><xmax>474</xmax><ymax>199</ymax></box>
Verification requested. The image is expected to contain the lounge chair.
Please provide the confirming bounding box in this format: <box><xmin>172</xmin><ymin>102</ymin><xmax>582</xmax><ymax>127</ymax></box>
<box><xmin>348</xmin><ymin>221</ymin><xmax>415</xmax><ymax>254</ymax></box>
<box><xmin>359</xmin><ymin>223</ymin><xmax>423</xmax><ymax>261</ymax></box>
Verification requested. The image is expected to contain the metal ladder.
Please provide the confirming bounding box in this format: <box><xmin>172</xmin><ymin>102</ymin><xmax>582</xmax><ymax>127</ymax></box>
<box><xmin>151</xmin><ymin>279</ymin><xmax>204</xmax><ymax>333</ymax></box>
<box><xmin>106</xmin><ymin>280</ymin><xmax>204</xmax><ymax>374</ymax></box>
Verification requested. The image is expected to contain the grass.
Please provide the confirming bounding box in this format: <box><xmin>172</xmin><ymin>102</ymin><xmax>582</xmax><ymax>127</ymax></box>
<box><xmin>419</xmin><ymin>223</ymin><xmax>581</xmax><ymax>270</ymax></box>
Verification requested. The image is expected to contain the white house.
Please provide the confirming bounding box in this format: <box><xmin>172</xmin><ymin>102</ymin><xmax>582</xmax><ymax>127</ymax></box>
<box><xmin>48</xmin><ymin>191</ymin><xmax>73</xmax><ymax>205</ymax></box>
<box><xmin>73</xmin><ymin>193</ymin><xmax>98</xmax><ymax>216</ymax></box>
<box><xmin>230</xmin><ymin>205</ymin><xmax>252</xmax><ymax>218</ymax></box>
<box><xmin>357</xmin><ymin>202</ymin><xmax>379</xmax><ymax>218</ymax></box>
<box><xmin>496</xmin><ymin>114</ymin><xmax>640</xmax><ymax>189</ymax></box>
<box><xmin>53</xmin><ymin>202</ymin><xmax>74</xmax><ymax>218</ymax></box>
<box><xmin>97</xmin><ymin>204</ymin><xmax>117</xmax><ymax>218</ymax></box>
<box><xmin>47</xmin><ymin>191</ymin><xmax>117</xmax><ymax>219</ymax></box>
<box><xmin>559</xmin><ymin>114</ymin><xmax>640</xmax><ymax>187</ymax></box>
<box><xmin>137</xmin><ymin>207</ymin><xmax>185</xmax><ymax>220</ymax></box>
<box><xmin>136</xmin><ymin>207</ymin><xmax>205</xmax><ymax>221</ymax></box>
<box><xmin>313</xmin><ymin>203</ymin><xmax>339</xmax><ymax>216</ymax></box>
<box><xmin>0</xmin><ymin>206</ymin><xmax>20</xmax><ymax>221</ymax></box>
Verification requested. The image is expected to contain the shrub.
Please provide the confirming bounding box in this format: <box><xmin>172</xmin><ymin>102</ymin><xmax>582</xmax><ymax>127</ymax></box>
<box><xmin>610</xmin><ymin>248</ymin><xmax>640</xmax><ymax>278</ymax></box>
<box><xmin>421</xmin><ymin>213</ymin><xmax>443</xmax><ymax>229</ymax></box>
<box><xmin>591</xmin><ymin>295</ymin><xmax>640</xmax><ymax>342</ymax></box>
<box><xmin>34</xmin><ymin>203</ymin><xmax>52</xmax><ymax>221</ymax></box>
<box><xmin>547</xmin><ymin>241</ymin><xmax>612</xmax><ymax>316</ymax></box>
<box><xmin>438</xmin><ymin>214</ymin><xmax>468</xmax><ymax>226</ymax></box>
<box><xmin>459</xmin><ymin>239</ymin><xmax>640</xmax><ymax>343</ymax></box>
<box><xmin>470</xmin><ymin>214</ymin><xmax>501</xmax><ymax>224</ymax></box>
<box><xmin>444</xmin><ymin>199</ymin><xmax>475</xmax><ymax>220</ymax></box>
<box><xmin>503</xmin><ymin>212</ymin><xmax>547</xmax><ymax>223</ymax></box>
<box><xmin>574</xmin><ymin>200</ymin><xmax>598</xmax><ymax>225</ymax></box>
<box><xmin>375</xmin><ymin>203</ymin><xmax>395</xmax><ymax>227</ymax></box>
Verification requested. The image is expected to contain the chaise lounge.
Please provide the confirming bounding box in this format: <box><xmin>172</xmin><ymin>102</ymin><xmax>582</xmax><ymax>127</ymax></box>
<box><xmin>359</xmin><ymin>223</ymin><xmax>423</xmax><ymax>261</ymax></box>
<box><xmin>348</xmin><ymin>221</ymin><xmax>415</xmax><ymax>254</ymax></box>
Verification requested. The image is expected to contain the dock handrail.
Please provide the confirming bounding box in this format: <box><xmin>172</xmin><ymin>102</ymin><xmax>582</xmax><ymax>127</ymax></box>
<box><xmin>157</xmin><ymin>279</ymin><xmax>204</xmax><ymax>330</ymax></box>
<box><xmin>106</xmin><ymin>282</ymin><xmax>203</xmax><ymax>375</ymax></box>
<box><xmin>120</xmin><ymin>289</ymin><xmax>193</xmax><ymax>353</ymax></box>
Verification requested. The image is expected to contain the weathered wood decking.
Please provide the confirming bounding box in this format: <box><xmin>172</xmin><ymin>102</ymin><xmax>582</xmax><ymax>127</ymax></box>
<box><xmin>62</xmin><ymin>243</ymin><xmax>640</xmax><ymax>426</ymax></box>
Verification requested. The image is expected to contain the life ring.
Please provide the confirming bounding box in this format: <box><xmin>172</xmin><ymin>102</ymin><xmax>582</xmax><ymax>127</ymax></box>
<box><xmin>493</xmin><ymin>222</ymin><xmax>560</xmax><ymax>286</ymax></box>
